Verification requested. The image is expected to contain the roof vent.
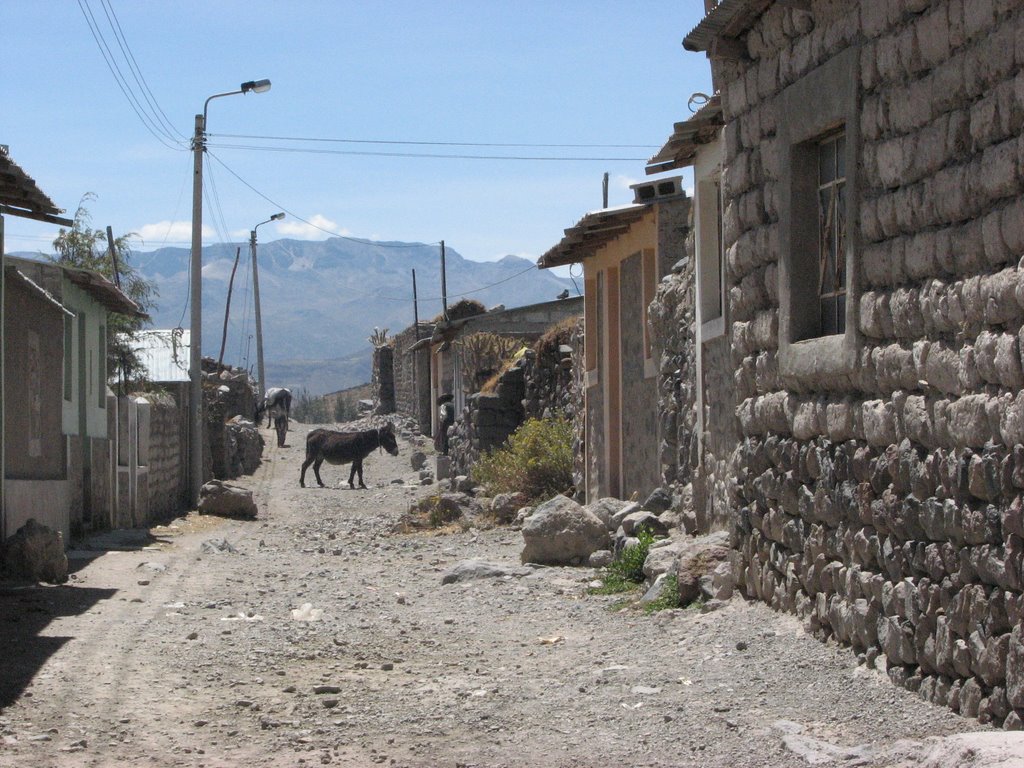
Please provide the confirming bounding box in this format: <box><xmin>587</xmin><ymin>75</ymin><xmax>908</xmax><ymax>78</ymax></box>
<box><xmin>630</xmin><ymin>175</ymin><xmax>685</xmax><ymax>205</ymax></box>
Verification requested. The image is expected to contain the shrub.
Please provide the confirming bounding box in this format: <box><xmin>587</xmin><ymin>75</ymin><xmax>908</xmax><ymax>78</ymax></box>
<box><xmin>643</xmin><ymin>573</ymin><xmax>682</xmax><ymax>613</ymax></box>
<box><xmin>471</xmin><ymin>417</ymin><xmax>573</xmax><ymax>501</ymax></box>
<box><xmin>608</xmin><ymin>526</ymin><xmax>655</xmax><ymax>584</ymax></box>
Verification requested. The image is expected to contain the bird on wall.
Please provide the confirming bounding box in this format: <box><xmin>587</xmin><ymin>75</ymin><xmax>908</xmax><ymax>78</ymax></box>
<box><xmin>556</xmin><ymin>289</ymin><xmax>570</xmax><ymax>300</ymax></box>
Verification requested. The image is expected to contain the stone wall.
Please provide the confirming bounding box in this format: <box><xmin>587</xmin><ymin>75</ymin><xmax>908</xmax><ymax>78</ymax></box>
<box><xmin>714</xmin><ymin>0</ymin><xmax>1024</xmax><ymax>726</ymax></box>
<box><xmin>649</xmin><ymin>241</ymin><xmax>699</xmax><ymax>523</ymax></box>
<box><xmin>448</xmin><ymin>365</ymin><xmax>525</xmax><ymax>476</ymax></box>
<box><xmin>372</xmin><ymin>346</ymin><xmax>395</xmax><ymax>415</ymax></box>
<box><xmin>448</xmin><ymin>320</ymin><xmax>584</xmax><ymax>483</ymax></box>
<box><xmin>145</xmin><ymin>389</ymin><xmax>189</xmax><ymax>518</ymax></box>
<box><xmin>391</xmin><ymin>323</ymin><xmax>432</xmax><ymax>433</ymax></box>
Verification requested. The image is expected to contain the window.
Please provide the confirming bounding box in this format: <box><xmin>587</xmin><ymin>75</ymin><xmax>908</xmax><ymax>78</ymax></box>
<box><xmin>818</xmin><ymin>132</ymin><xmax>847</xmax><ymax>336</ymax></box>
<box><xmin>697</xmin><ymin>173</ymin><xmax>725</xmax><ymax>337</ymax></box>
<box><xmin>778</xmin><ymin>46</ymin><xmax>860</xmax><ymax>378</ymax></box>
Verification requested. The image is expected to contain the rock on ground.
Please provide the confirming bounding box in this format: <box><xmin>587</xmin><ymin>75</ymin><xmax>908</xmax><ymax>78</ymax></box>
<box><xmin>520</xmin><ymin>494</ymin><xmax>609</xmax><ymax>565</ymax></box>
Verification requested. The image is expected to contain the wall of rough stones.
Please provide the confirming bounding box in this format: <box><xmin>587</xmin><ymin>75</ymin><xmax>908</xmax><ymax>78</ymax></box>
<box><xmin>649</xmin><ymin>237</ymin><xmax>700</xmax><ymax>524</ymax></box>
<box><xmin>144</xmin><ymin>390</ymin><xmax>189</xmax><ymax>519</ymax></box>
<box><xmin>391</xmin><ymin>324</ymin><xmax>433</xmax><ymax>434</ymax></box>
<box><xmin>715</xmin><ymin>0</ymin><xmax>1024</xmax><ymax>727</ymax></box>
<box><xmin>448</xmin><ymin>321</ymin><xmax>584</xmax><ymax>484</ymax></box>
<box><xmin>372</xmin><ymin>346</ymin><xmax>396</xmax><ymax>415</ymax></box>
<box><xmin>448</xmin><ymin>365</ymin><xmax>525</xmax><ymax>477</ymax></box>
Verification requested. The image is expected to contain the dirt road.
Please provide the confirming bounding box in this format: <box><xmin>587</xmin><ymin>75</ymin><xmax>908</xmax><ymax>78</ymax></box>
<box><xmin>0</xmin><ymin>419</ymin><xmax>994</xmax><ymax>767</ymax></box>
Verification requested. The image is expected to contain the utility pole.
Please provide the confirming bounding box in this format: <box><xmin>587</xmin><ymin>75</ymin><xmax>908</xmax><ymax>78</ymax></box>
<box><xmin>189</xmin><ymin>111</ymin><xmax>205</xmax><ymax>508</ymax></box>
<box><xmin>411</xmin><ymin>268</ymin><xmax>419</xmax><ymax>400</ymax></box>
<box><xmin>106</xmin><ymin>226</ymin><xmax>121</xmax><ymax>287</ymax></box>
<box><xmin>218</xmin><ymin>246</ymin><xmax>241</xmax><ymax>368</ymax></box>
<box><xmin>602</xmin><ymin>172</ymin><xmax>609</xmax><ymax>209</ymax></box>
<box><xmin>440</xmin><ymin>240</ymin><xmax>448</xmax><ymax>320</ymax></box>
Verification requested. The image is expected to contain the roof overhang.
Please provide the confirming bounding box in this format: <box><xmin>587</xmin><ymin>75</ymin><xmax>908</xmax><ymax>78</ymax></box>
<box><xmin>0</xmin><ymin>149</ymin><xmax>72</xmax><ymax>227</ymax></box>
<box><xmin>645</xmin><ymin>95</ymin><xmax>725</xmax><ymax>175</ymax></box>
<box><xmin>682</xmin><ymin>0</ymin><xmax>786</xmax><ymax>59</ymax></box>
<box><xmin>4</xmin><ymin>265</ymin><xmax>75</xmax><ymax>317</ymax></box>
<box><xmin>537</xmin><ymin>204</ymin><xmax>649</xmax><ymax>270</ymax></box>
<box><xmin>64</xmin><ymin>266</ymin><xmax>147</xmax><ymax>318</ymax></box>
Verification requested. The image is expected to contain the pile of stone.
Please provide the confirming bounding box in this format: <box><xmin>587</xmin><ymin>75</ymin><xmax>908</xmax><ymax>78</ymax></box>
<box><xmin>201</xmin><ymin>358</ymin><xmax>263</xmax><ymax>481</ymax></box>
<box><xmin>516</xmin><ymin>488</ymin><xmax>736</xmax><ymax>608</ymax></box>
<box><xmin>1</xmin><ymin>519</ymin><xmax>68</xmax><ymax>584</ymax></box>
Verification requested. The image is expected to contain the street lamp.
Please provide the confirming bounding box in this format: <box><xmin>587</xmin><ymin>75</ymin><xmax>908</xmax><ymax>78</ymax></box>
<box><xmin>250</xmin><ymin>212</ymin><xmax>285</xmax><ymax>399</ymax></box>
<box><xmin>190</xmin><ymin>78</ymin><xmax>271</xmax><ymax>507</ymax></box>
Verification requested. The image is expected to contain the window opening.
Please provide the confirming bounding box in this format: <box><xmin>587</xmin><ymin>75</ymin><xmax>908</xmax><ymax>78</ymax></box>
<box><xmin>818</xmin><ymin>132</ymin><xmax>846</xmax><ymax>336</ymax></box>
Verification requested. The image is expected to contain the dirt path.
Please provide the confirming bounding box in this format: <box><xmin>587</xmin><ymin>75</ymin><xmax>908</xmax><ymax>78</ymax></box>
<box><xmin>0</xmin><ymin>420</ymin><xmax>995</xmax><ymax>767</ymax></box>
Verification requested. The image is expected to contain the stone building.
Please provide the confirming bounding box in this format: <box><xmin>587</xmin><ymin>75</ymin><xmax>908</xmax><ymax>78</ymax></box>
<box><xmin>658</xmin><ymin>0</ymin><xmax>1024</xmax><ymax>726</ymax></box>
<box><xmin>538</xmin><ymin>180</ymin><xmax>688</xmax><ymax>504</ymax></box>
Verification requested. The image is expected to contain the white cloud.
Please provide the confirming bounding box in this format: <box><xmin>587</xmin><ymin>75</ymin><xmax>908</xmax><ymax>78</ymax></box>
<box><xmin>133</xmin><ymin>220</ymin><xmax>214</xmax><ymax>245</ymax></box>
<box><xmin>276</xmin><ymin>214</ymin><xmax>349</xmax><ymax>240</ymax></box>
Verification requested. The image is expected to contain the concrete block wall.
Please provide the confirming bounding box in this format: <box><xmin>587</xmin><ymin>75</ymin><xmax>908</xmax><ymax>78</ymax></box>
<box><xmin>716</xmin><ymin>0</ymin><xmax>1024</xmax><ymax>726</ymax></box>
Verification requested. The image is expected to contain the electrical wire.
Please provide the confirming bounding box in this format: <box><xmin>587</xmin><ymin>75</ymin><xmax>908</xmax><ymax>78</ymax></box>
<box><xmin>206</xmin><ymin>151</ymin><xmax>441</xmax><ymax>248</ymax></box>
<box><xmin>568</xmin><ymin>262</ymin><xmax>583</xmax><ymax>296</ymax></box>
<box><xmin>76</xmin><ymin>0</ymin><xmax>185</xmax><ymax>151</ymax></box>
<box><xmin>368</xmin><ymin>261</ymin><xmax>541</xmax><ymax>304</ymax></box>
<box><xmin>98</xmin><ymin>0</ymin><xmax>186</xmax><ymax>142</ymax></box>
<box><xmin>205</xmin><ymin>142</ymin><xmax>647</xmax><ymax>162</ymax></box>
<box><xmin>212</xmin><ymin>132</ymin><xmax>660</xmax><ymax>150</ymax></box>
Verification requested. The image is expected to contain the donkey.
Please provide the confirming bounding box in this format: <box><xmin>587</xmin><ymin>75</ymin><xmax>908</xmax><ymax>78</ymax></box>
<box><xmin>299</xmin><ymin>423</ymin><xmax>399</xmax><ymax>489</ymax></box>
<box><xmin>256</xmin><ymin>387</ymin><xmax>292</xmax><ymax>430</ymax></box>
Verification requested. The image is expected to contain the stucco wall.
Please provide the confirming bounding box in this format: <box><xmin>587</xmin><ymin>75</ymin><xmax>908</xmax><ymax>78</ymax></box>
<box><xmin>715</xmin><ymin>0</ymin><xmax>1024</xmax><ymax>726</ymax></box>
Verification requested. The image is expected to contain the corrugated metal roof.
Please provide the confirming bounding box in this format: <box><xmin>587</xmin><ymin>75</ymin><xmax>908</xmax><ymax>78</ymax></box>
<box><xmin>645</xmin><ymin>95</ymin><xmax>725</xmax><ymax>175</ymax></box>
<box><xmin>0</xmin><ymin>147</ymin><xmax>72</xmax><ymax>226</ymax></box>
<box><xmin>537</xmin><ymin>204</ymin><xmax>649</xmax><ymax>269</ymax></box>
<box><xmin>130</xmin><ymin>329</ymin><xmax>190</xmax><ymax>383</ymax></box>
<box><xmin>683</xmin><ymin>0</ymin><xmax>773</xmax><ymax>56</ymax></box>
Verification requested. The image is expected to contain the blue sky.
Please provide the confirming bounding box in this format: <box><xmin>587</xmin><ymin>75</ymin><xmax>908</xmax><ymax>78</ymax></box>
<box><xmin>4</xmin><ymin>2</ymin><xmax>712</xmax><ymax>271</ymax></box>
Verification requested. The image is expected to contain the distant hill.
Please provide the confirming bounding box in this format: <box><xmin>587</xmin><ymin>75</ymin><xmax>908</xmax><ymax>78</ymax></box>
<box><xmin>121</xmin><ymin>238</ymin><xmax>573</xmax><ymax>396</ymax></box>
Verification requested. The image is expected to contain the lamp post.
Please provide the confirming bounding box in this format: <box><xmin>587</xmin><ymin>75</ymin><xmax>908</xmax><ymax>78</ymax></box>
<box><xmin>190</xmin><ymin>78</ymin><xmax>271</xmax><ymax>507</ymax></box>
<box><xmin>250</xmin><ymin>212</ymin><xmax>284</xmax><ymax>399</ymax></box>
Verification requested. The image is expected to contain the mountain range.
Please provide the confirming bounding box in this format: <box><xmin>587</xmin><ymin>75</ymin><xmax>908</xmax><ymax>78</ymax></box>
<box><xmin>124</xmin><ymin>238</ymin><xmax>575</xmax><ymax>395</ymax></box>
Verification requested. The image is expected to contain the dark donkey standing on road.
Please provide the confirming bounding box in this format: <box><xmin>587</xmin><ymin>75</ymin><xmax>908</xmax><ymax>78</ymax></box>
<box><xmin>300</xmin><ymin>423</ymin><xmax>400</xmax><ymax>489</ymax></box>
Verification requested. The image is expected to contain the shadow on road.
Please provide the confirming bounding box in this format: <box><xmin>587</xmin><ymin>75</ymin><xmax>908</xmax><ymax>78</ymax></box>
<box><xmin>0</xmin><ymin>583</ymin><xmax>116</xmax><ymax>710</ymax></box>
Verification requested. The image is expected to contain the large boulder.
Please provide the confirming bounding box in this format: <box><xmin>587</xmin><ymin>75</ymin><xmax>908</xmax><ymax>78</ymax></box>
<box><xmin>2</xmin><ymin>518</ymin><xmax>68</xmax><ymax>584</ymax></box>
<box><xmin>520</xmin><ymin>495</ymin><xmax>609</xmax><ymax>565</ymax></box>
<box><xmin>199</xmin><ymin>480</ymin><xmax>258</xmax><ymax>519</ymax></box>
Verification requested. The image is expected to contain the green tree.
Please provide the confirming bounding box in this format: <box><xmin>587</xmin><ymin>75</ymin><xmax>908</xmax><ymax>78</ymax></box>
<box><xmin>49</xmin><ymin>195</ymin><xmax>156</xmax><ymax>390</ymax></box>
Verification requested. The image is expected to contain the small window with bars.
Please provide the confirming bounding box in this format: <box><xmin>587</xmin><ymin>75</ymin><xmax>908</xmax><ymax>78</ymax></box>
<box><xmin>818</xmin><ymin>132</ymin><xmax>846</xmax><ymax>336</ymax></box>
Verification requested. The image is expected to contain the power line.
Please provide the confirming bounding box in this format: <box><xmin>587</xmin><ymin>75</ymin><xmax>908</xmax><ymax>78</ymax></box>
<box><xmin>369</xmin><ymin>262</ymin><xmax>542</xmax><ymax>304</ymax></box>
<box><xmin>212</xmin><ymin>132</ymin><xmax>660</xmax><ymax>150</ymax></box>
<box><xmin>76</xmin><ymin>0</ymin><xmax>185</xmax><ymax>151</ymax></box>
<box><xmin>206</xmin><ymin>151</ymin><xmax>441</xmax><ymax>249</ymax></box>
<box><xmin>205</xmin><ymin>142</ymin><xmax>647</xmax><ymax>162</ymax></box>
<box><xmin>99</xmin><ymin>0</ymin><xmax>186</xmax><ymax>142</ymax></box>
